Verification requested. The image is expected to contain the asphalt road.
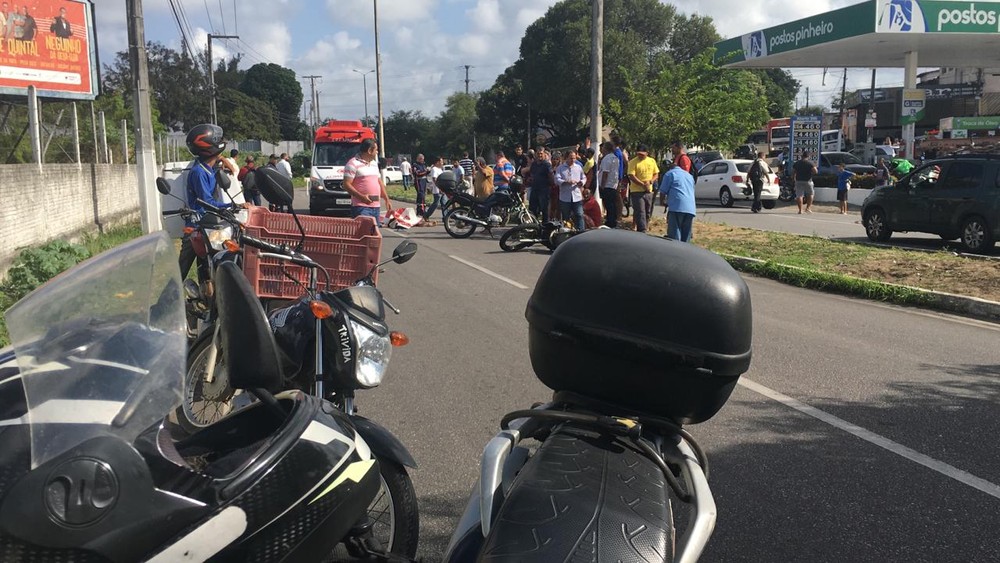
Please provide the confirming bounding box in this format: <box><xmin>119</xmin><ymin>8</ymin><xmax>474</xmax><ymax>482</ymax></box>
<box><xmin>294</xmin><ymin>191</ymin><xmax>1000</xmax><ymax>561</ymax></box>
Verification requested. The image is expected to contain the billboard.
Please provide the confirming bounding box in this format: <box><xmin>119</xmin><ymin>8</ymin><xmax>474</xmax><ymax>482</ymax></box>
<box><xmin>0</xmin><ymin>0</ymin><xmax>98</xmax><ymax>100</ymax></box>
<box><xmin>901</xmin><ymin>89</ymin><xmax>926</xmax><ymax>125</ymax></box>
<box><xmin>790</xmin><ymin>115</ymin><xmax>822</xmax><ymax>165</ymax></box>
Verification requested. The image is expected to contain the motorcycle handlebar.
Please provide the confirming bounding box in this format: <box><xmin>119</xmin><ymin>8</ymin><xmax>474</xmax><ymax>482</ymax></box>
<box><xmin>161</xmin><ymin>208</ymin><xmax>189</xmax><ymax>217</ymax></box>
<box><xmin>240</xmin><ymin>234</ymin><xmax>285</xmax><ymax>255</ymax></box>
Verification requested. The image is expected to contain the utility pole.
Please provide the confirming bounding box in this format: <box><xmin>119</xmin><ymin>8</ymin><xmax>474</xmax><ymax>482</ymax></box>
<box><xmin>72</xmin><ymin>102</ymin><xmax>80</xmax><ymax>165</ymax></box>
<box><xmin>838</xmin><ymin>68</ymin><xmax>847</xmax><ymax>133</ymax></box>
<box><xmin>352</xmin><ymin>69</ymin><xmax>374</xmax><ymax>127</ymax></box>
<box><xmin>374</xmin><ymin>0</ymin><xmax>386</xmax><ymax>162</ymax></box>
<box><xmin>806</xmin><ymin>86</ymin><xmax>810</xmax><ymax>108</ymax></box>
<box><xmin>207</xmin><ymin>33</ymin><xmax>239</xmax><ymax>124</ymax></box>
<box><xmin>590</xmin><ymin>0</ymin><xmax>603</xmax><ymax>148</ymax></box>
<box><xmin>464</xmin><ymin>65</ymin><xmax>471</xmax><ymax>95</ymax></box>
<box><xmin>127</xmin><ymin>0</ymin><xmax>163</xmax><ymax>234</ymax></box>
<box><xmin>304</xmin><ymin>75</ymin><xmax>321</xmax><ymax>127</ymax></box>
<box><xmin>868</xmin><ymin>68</ymin><xmax>877</xmax><ymax>143</ymax></box>
<box><xmin>27</xmin><ymin>85</ymin><xmax>41</xmax><ymax>167</ymax></box>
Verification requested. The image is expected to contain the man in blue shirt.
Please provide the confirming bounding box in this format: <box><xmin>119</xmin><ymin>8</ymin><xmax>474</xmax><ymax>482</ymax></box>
<box><xmin>658</xmin><ymin>164</ymin><xmax>697</xmax><ymax>242</ymax></box>
<box><xmin>836</xmin><ymin>163</ymin><xmax>855</xmax><ymax>215</ymax></box>
<box><xmin>179</xmin><ymin>124</ymin><xmax>234</xmax><ymax>280</ymax></box>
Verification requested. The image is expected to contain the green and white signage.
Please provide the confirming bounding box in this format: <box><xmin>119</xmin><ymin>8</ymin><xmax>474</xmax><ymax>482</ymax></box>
<box><xmin>877</xmin><ymin>1</ymin><xmax>1000</xmax><ymax>33</ymax></box>
<box><xmin>901</xmin><ymin>89</ymin><xmax>926</xmax><ymax>125</ymax></box>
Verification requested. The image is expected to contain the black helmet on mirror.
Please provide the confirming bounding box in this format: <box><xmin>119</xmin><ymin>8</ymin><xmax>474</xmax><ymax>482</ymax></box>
<box><xmin>186</xmin><ymin>124</ymin><xmax>226</xmax><ymax>159</ymax></box>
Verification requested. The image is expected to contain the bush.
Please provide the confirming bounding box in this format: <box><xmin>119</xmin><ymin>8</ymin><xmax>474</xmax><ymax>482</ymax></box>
<box><xmin>813</xmin><ymin>173</ymin><xmax>877</xmax><ymax>190</ymax></box>
<box><xmin>2</xmin><ymin>241</ymin><xmax>91</xmax><ymax>304</ymax></box>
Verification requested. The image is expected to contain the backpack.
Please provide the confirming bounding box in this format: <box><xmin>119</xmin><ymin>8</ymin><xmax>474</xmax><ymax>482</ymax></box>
<box><xmin>748</xmin><ymin>159</ymin><xmax>763</xmax><ymax>183</ymax></box>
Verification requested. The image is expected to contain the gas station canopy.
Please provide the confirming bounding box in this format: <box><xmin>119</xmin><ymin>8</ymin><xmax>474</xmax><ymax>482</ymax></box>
<box><xmin>714</xmin><ymin>0</ymin><xmax>1000</xmax><ymax>69</ymax></box>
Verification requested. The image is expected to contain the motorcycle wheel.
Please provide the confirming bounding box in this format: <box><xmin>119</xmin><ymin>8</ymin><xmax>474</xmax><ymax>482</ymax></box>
<box><xmin>174</xmin><ymin>330</ymin><xmax>241</xmax><ymax>436</ymax></box>
<box><xmin>336</xmin><ymin>460</ymin><xmax>420</xmax><ymax>561</ymax></box>
<box><xmin>500</xmin><ymin>225</ymin><xmax>539</xmax><ymax>252</ymax></box>
<box><xmin>443</xmin><ymin>207</ymin><xmax>478</xmax><ymax>238</ymax></box>
<box><xmin>620</xmin><ymin>191</ymin><xmax>631</xmax><ymax>217</ymax></box>
<box><xmin>517</xmin><ymin>209</ymin><xmax>537</xmax><ymax>225</ymax></box>
<box><xmin>778</xmin><ymin>183</ymin><xmax>796</xmax><ymax>202</ymax></box>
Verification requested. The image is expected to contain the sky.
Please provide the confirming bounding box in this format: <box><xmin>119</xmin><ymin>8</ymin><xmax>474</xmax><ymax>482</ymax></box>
<box><xmin>91</xmin><ymin>0</ymin><xmax>911</xmax><ymax>128</ymax></box>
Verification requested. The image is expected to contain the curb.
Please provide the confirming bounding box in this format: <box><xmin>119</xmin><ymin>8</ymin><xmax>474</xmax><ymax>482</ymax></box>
<box><xmin>719</xmin><ymin>253</ymin><xmax>1000</xmax><ymax>324</ymax></box>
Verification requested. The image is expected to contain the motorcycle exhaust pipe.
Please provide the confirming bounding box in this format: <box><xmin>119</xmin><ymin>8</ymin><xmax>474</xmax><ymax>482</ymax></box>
<box><xmin>450</xmin><ymin>213</ymin><xmax>490</xmax><ymax>228</ymax></box>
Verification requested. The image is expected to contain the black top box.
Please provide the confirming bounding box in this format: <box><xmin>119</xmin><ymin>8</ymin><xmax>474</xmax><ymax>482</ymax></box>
<box><xmin>525</xmin><ymin>229</ymin><xmax>752</xmax><ymax>424</ymax></box>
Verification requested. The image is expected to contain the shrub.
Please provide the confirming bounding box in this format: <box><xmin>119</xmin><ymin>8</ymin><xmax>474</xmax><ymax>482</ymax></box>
<box><xmin>2</xmin><ymin>241</ymin><xmax>91</xmax><ymax>304</ymax></box>
<box><xmin>813</xmin><ymin>173</ymin><xmax>878</xmax><ymax>190</ymax></box>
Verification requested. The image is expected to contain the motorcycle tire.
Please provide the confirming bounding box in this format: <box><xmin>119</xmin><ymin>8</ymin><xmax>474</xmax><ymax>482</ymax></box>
<box><xmin>336</xmin><ymin>459</ymin><xmax>420</xmax><ymax>561</ymax></box>
<box><xmin>173</xmin><ymin>329</ymin><xmax>242</xmax><ymax>436</ymax></box>
<box><xmin>500</xmin><ymin>225</ymin><xmax>539</xmax><ymax>252</ymax></box>
<box><xmin>443</xmin><ymin>206</ymin><xmax>478</xmax><ymax>238</ymax></box>
<box><xmin>620</xmin><ymin>192</ymin><xmax>631</xmax><ymax>217</ymax></box>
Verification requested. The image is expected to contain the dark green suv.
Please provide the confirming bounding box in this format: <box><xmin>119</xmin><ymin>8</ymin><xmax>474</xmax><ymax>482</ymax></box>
<box><xmin>862</xmin><ymin>155</ymin><xmax>1000</xmax><ymax>252</ymax></box>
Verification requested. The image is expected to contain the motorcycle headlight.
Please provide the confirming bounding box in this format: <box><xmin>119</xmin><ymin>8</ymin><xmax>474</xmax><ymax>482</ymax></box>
<box><xmin>207</xmin><ymin>226</ymin><xmax>234</xmax><ymax>250</ymax></box>
<box><xmin>351</xmin><ymin>320</ymin><xmax>391</xmax><ymax>388</ymax></box>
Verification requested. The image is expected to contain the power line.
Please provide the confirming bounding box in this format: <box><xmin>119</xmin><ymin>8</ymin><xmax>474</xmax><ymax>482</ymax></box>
<box><xmin>217</xmin><ymin>0</ymin><xmax>227</xmax><ymax>35</ymax></box>
<box><xmin>203</xmin><ymin>0</ymin><xmax>216</xmax><ymax>33</ymax></box>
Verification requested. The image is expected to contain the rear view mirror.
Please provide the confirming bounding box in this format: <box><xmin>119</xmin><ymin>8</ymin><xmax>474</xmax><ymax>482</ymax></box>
<box><xmin>392</xmin><ymin>240</ymin><xmax>418</xmax><ymax>264</ymax></box>
<box><xmin>215</xmin><ymin>168</ymin><xmax>232</xmax><ymax>193</ymax></box>
<box><xmin>242</xmin><ymin>169</ymin><xmax>257</xmax><ymax>192</ymax></box>
<box><xmin>155</xmin><ymin>177</ymin><xmax>172</xmax><ymax>195</ymax></box>
<box><xmin>254</xmin><ymin>167</ymin><xmax>294</xmax><ymax>206</ymax></box>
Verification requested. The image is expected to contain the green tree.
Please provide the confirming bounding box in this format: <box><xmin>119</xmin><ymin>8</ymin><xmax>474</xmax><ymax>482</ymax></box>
<box><xmin>796</xmin><ymin>105</ymin><xmax>827</xmax><ymax>116</ymax></box>
<box><xmin>605</xmin><ymin>51</ymin><xmax>769</xmax><ymax>153</ymax></box>
<box><xmin>383</xmin><ymin>110</ymin><xmax>436</xmax><ymax>156</ymax></box>
<box><xmin>432</xmin><ymin>93</ymin><xmax>479</xmax><ymax>156</ymax></box>
<box><xmin>751</xmin><ymin>68</ymin><xmax>801</xmax><ymax>119</ymax></box>
<box><xmin>239</xmin><ymin>63</ymin><xmax>304</xmax><ymax>140</ymax></box>
<box><xmin>668</xmin><ymin>13</ymin><xmax>721</xmax><ymax>64</ymax></box>
<box><xmin>216</xmin><ymin>89</ymin><xmax>280</xmax><ymax>143</ymax></box>
<box><xmin>475</xmin><ymin>66</ymin><xmax>529</xmax><ymax>150</ymax></box>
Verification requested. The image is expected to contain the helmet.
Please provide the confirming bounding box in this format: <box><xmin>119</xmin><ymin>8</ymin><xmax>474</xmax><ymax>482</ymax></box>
<box><xmin>186</xmin><ymin>123</ymin><xmax>226</xmax><ymax>158</ymax></box>
<box><xmin>510</xmin><ymin>175</ymin><xmax>524</xmax><ymax>189</ymax></box>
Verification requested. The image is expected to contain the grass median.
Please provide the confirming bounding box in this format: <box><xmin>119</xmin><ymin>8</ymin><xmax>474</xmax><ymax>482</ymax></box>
<box><xmin>638</xmin><ymin>216</ymin><xmax>1000</xmax><ymax>304</ymax></box>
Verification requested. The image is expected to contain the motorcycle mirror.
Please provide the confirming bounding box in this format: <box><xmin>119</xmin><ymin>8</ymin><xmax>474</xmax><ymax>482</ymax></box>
<box><xmin>155</xmin><ymin>177</ymin><xmax>172</xmax><ymax>195</ymax></box>
<box><xmin>215</xmin><ymin>167</ymin><xmax>232</xmax><ymax>193</ymax></box>
<box><xmin>253</xmin><ymin>167</ymin><xmax>294</xmax><ymax>206</ymax></box>
<box><xmin>392</xmin><ymin>240</ymin><xmax>418</xmax><ymax>264</ymax></box>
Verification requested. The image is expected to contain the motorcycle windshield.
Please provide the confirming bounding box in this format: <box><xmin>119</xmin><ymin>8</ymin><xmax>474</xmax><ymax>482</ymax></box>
<box><xmin>6</xmin><ymin>232</ymin><xmax>185</xmax><ymax>469</ymax></box>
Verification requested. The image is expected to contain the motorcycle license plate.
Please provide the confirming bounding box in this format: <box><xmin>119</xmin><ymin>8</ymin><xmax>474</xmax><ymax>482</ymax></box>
<box><xmin>336</xmin><ymin>198</ymin><xmax>352</xmax><ymax>205</ymax></box>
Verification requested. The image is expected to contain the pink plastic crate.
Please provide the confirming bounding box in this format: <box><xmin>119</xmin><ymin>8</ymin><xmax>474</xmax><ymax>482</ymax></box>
<box><xmin>242</xmin><ymin>207</ymin><xmax>382</xmax><ymax>300</ymax></box>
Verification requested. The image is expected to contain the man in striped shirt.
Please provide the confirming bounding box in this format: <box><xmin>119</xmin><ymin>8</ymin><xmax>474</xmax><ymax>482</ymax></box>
<box><xmin>459</xmin><ymin>152</ymin><xmax>474</xmax><ymax>193</ymax></box>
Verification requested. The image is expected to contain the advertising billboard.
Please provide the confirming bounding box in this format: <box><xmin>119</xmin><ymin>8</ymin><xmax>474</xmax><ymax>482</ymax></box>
<box><xmin>0</xmin><ymin>0</ymin><xmax>98</xmax><ymax>100</ymax></box>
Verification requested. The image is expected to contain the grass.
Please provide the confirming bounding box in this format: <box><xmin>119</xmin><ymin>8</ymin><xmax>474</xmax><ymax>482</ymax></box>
<box><xmin>385</xmin><ymin>182</ymin><xmax>417</xmax><ymax>204</ymax></box>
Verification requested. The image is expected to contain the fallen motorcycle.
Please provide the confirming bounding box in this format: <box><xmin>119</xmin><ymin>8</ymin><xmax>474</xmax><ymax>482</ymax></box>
<box><xmin>445</xmin><ymin>229</ymin><xmax>753</xmax><ymax>562</ymax></box>
<box><xmin>499</xmin><ymin>220</ymin><xmax>579</xmax><ymax>252</ymax></box>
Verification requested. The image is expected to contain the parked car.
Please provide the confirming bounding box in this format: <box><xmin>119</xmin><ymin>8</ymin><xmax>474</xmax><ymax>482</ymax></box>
<box><xmin>384</xmin><ymin>165</ymin><xmax>403</xmax><ymax>183</ymax></box>
<box><xmin>850</xmin><ymin>145</ymin><xmax>897</xmax><ymax>165</ymax></box>
<box><xmin>688</xmin><ymin>150</ymin><xmax>724</xmax><ymax>172</ymax></box>
<box><xmin>862</xmin><ymin>155</ymin><xmax>1000</xmax><ymax>252</ymax></box>
<box><xmin>733</xmin><ymin>144</ymin><xmax>758</xmax><ymax>160</ymax></box>
<box><xmin>818</xmin><ymin>151</ymin><xmax>876</xmax><ymax>175</ymax></box>
<box><xmin>694</xmin><ymin>159</ymin><xmax>779</xmax><ymax>208</ymax></box>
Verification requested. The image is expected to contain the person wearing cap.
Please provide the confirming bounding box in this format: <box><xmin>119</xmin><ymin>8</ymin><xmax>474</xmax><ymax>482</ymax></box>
<box><xmin>238</xmin><ymin>155</ymin><xmax>260</xmax><ymax>205</ymax></box>
<box><xmin>626</xmin><ymin>144</ymin><xmax>659</xmax><ymax>233</ymax></box>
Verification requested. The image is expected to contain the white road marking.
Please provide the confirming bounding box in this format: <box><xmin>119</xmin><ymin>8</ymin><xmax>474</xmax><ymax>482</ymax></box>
<box><xmin>448</xmin><ymin>255</ymin><xmax>529</xmax><ymax>289</ymax></box>
<box><xmin>739</xmin><ymin>377</ymin><xmax>1000</xmax><ymax>501</ymax></box>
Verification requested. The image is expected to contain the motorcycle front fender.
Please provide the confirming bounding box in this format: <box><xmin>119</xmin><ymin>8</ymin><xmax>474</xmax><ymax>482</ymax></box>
<box><xmin>349</xmin><ymin>414</ymin><xmax>417</xmax><ymax>469</ymax></box>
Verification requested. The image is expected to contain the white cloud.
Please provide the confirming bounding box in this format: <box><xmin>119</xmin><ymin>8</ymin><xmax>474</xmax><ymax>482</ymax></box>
<box><xmin>326</xmin><ymin>0</ymin><xmax>439</xmax><ymax>29</ymax></box>
<box><xmin>516</xmin><ymin>8</ymin><xmax>545</xmax><ymax>28</ymax></box>
<box><xmin>457</xmin><ymin>34</ymin><xmax>490</xmax><ymax>56</ymax></box>
<box><xmin>467</xmin><ymin>0</ymin><xmax>502</xmax><ymax>33</ymax></box>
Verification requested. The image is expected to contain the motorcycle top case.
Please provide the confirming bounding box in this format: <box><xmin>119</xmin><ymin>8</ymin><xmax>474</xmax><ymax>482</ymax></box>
<box><xmin>525</xmin><ymin>229</ymin><xmax>752</xmax><ymax>423</ymax></box>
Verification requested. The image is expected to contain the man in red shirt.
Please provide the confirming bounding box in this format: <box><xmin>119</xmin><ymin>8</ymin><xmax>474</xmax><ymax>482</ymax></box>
<box><xmin>343</xmin><ymin>138</ymin><xmax>392</xmax><ymax>226</ymax></box>
<box><xmin>237</xmin><ymin>155</ymin><xmax>259</xmax><ymax>205</ymax></box>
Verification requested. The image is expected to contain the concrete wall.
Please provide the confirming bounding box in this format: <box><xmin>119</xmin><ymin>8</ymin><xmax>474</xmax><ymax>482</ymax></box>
<box><xmin>0</xmin><ymin>164</ymin><xmax>139</xmax><ymax>275</ymax></box>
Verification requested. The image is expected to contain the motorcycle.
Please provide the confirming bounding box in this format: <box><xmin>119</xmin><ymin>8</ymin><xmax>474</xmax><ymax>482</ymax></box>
<box><xmin>445</xmin><ymin>229</ymin><xmax>753</xmax><ymax>562</ymax></box>
<box><xmin>189</xmin><ymin>168</ymin><xmax>421</xmax><ymax>560</ymax></box>
<box><xmin>0</xmin><ymin>231</ymin><xmax>389</xmax><ymax>562</ymax></box>
<box><xmin>499</xmin><ymin>220</ymin><xmax>579</xmax><ymax>252</ymax></box>
<box><xmin>442</xmin><ymin>174</ymin><xmax>536</xmax><ymax>239</ymax></box>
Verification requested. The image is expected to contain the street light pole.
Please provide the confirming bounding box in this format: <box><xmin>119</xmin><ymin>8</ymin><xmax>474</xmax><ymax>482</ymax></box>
<box><xmin>353</xmin><ymin>69</ymin><xmax>374</xmax><ymax>127</ymax></box>
<box><xmin>374</xmin><ymin>0</ymin><xmax>386</xmax><ymax>161</ymax></box>
<box><xmin>207</xmin><ymin>33</ymin><xmax>239</xmax><ymax>124</ymax></box>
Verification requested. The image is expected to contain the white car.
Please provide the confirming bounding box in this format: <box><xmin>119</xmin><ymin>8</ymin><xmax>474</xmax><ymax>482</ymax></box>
<box><xmin>695</xmin><ymin>159</ymin><xmax>779</xmax><ymax>209</ymax></box>
<box><xmin>384</xmin><ymin>165</ymin><xmax>403</xmax><ymax>183</ymax></box>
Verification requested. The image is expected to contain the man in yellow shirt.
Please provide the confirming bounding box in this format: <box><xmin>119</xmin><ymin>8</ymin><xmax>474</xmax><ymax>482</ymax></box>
<box><xmin>627</xmin><ymin>144</ymin><xmax>659</xmax><ymax>232</ymax></box>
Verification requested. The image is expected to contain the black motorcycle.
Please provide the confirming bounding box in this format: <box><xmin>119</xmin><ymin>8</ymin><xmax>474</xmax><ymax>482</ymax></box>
<box><xmin>445</xmin><ymin>229</ymin><xmax>753</xmax><ymax>562</ymax></box>
<box><xmin>499</xmin><ymin>220</ymin><xmax>579</xmax><ymax>252</ymax></box>
<box><xmin>442</xmin><ymin>174</ymin><xmax>536</xmax><ymax>239</ymax></box>
<box><xmin>0</xmin><ymin>232</ymin><xmax>388</xmax><ymax>562</ymax></box>
<box><xmin>191</xmin><ymin>169</ymin><xmax>421</xmax><ymax>559</ymax></box>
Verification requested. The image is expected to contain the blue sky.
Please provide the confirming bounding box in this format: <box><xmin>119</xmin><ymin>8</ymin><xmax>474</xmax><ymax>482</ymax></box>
<box><xmin>92</xmin><ymin>0</ymin><xmax>908</xmax><ymax>126</ymax></box>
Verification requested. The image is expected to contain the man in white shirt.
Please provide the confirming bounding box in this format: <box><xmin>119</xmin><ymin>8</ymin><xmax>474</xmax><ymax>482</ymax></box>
<box><xmin>277</xmin><ymin>152</ymin><xmax>293</xmax><ymax>179</ymax></box>
<box><xmin>598</xmin><ymin>141</ymin><xmax>621</xmax><ymax>228</ymax></box>
<box><xmin>555</xmin><ymin>149</ymin><xmax>586</xmax><ymax>231</ymax></box>
<box><xmin>423</xmin><ymin>156</ymin><xmax>446</xmax><ymax>221</ymax></box>
<box><xmin>400</xmin><ymin>157</ymin><xmax>412</xmax><ymax>190</ymax></box>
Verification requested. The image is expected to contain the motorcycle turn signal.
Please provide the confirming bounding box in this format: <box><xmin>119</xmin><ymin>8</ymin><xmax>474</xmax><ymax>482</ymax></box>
<box><xmin>390</xmin><ymin>331</ymin><xmax>409</xmax><ymax>347</ymax></box>
<box><xmin>310</xmin><ymin>300</ymin><xmax>334</xmax><ymax>319</ymax></box>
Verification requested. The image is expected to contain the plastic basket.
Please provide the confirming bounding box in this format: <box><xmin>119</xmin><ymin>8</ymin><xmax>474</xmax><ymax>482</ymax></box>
<box><xmin>242</xmin><ymin>207</ymin><xmax>382</xmax><ymax>300</ymax></box>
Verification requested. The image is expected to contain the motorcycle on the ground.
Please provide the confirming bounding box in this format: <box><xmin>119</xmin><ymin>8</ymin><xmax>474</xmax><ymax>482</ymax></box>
<box><xmin>0</xmin><ymin>231</ymin><xmax>389</xmax><ymax>562</ymax></box>
<box><xmin>499</xmin><ymin>220</ymin><xmax>579</xmax><ymax>252</ymax></box>
<box><xmin>188</xmin><ymin>169</ymin><xmax>421</xmax><ymax>560</ymax></box>
<box><xmin>445</xmin><ymin>229</ymin><xmax>753</xmax><ymax>562</ymax></box>
<box><xmin>442</xmin><ymin>173</ymin><xmax>536</xmax><ymax>239</ymax></box>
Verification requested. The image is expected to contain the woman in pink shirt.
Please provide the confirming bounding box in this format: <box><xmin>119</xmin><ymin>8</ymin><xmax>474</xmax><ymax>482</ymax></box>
<box><xmin>343</xmin><ymin>138</ymin><xmax>392</xmax><ymax>225</ymax></box>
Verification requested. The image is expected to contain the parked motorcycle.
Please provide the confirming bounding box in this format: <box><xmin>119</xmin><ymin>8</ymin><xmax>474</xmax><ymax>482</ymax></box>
<box><xmin>444</xmin><ymin>229</ymin><xmax>753</xmax><ymax>562</ymax></box>
<box><xmin>442</xmin><ymin>174</ymin><xmax>536</xmax><ymax>239</ymax></box>
<box><xmin>189</xmin><ymin>169</ymin><xmax>421</xmax><ymax>559</ymax></box>
<box><xmin>0</xmin><ymin>231</ymin><xmax>388</xmax><ymax>562</ymax></box>
<box><xmin>499</xmin><ymin>220</ymin><xmax>579</xmax><ymax>252</ymax></box>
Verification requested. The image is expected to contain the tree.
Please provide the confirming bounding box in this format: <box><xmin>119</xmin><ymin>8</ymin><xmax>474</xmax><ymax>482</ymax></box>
<box><xmin>239</xmin><ymin>63</ymin><xmax>304</xmax><ymax>140</ymax></box>
<box><xmin>796</xmin><ymin>105</ymin><xmax>827</xmax><ymax>116</ymax></box>
<box><xmin>668</xmin><ymin>13</ymin><xmax>721</xmax><ymax>64</ymax></box>
<box><xmin>216</xmin><ymin>89</ymin><xmax>280</xmax><ymax>143</ymax></box>
<box><xmin>475</xmin><ymin>66</ymin><xmax>528</xmax><ymax>150</ymax></box>
<box><xmin>382</xmin><ymin>110</ymin><xmax>436</xmax><ymax>157</ymax></box>
<box><xmin>432</xmin><ymin>93</ymin><xmax>479</xmax><ymax>156</ymax></box>
<box><xmin>751</xmin><ymin>69</ymin><xmax>800</xmax><ymax>119</ymax></box>
<box><xmin>605</xmin><ymin>51</ymin><xmax>770</xmax><ymax>153</ymax></box>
